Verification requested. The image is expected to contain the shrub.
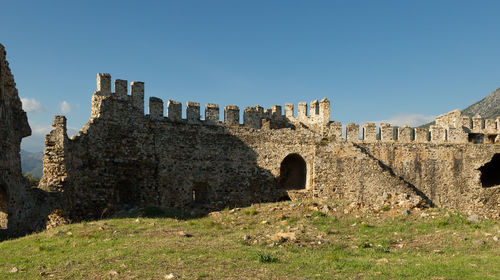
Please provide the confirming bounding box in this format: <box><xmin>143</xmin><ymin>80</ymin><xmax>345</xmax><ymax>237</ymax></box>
<box><xmin>311</xmin><ymin>211</ymin><xmax>327</xmax><ymax>217</ymax></box>
<box><xmin>257</xmin><ymin>252</ymin><xmax>279</xmax><ymax>263</ymax></box>
<box><xmin>381</xmin><ymin>205</ymin><xmax>391</xmax><ymax>212</ymax></box>
<box><xmin>23</xmin><ymin>173</ymin><xmax>40</xmax><ymax>187</ymax></box>
<box><xmin>243</xmin><ymin>209</ymin><xmax>258</xmax><ymax>216</ymax></box>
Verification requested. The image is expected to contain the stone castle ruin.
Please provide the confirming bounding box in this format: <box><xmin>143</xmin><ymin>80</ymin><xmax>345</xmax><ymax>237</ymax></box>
<box><xmin>0</xmin><ymin>43</ymin><xmax>499</xmax><ymax>235</ymax></box>
<box><xmin>0</xmin><ymin>45</ymin><xmax>55</xmax><ymax>235</ymax></box>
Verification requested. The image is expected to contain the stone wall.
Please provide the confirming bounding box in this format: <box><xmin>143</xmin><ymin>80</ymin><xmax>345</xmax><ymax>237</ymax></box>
<box><xmin>359</xmin><ymin>143</ymin><xmax>500</xmax><ymax>217</ymax></box>
<box><xmin>36</xmin><ymin>73</ymin><xmax>500</xmax><ymax>223</ymax></box>
<box><xmin>312</xmin><ymin>142</ymin><xmax>426</xmax><ymax>209</ymax></box>
<box><xmin>0</xmin><ymin>44</ymin><xmax>54</xmax><ymax>235</ymax></box>
<box><xmin>40</xmin><ymin>83</ymin><xmax>322</xmax><ymax>220</ymax></box>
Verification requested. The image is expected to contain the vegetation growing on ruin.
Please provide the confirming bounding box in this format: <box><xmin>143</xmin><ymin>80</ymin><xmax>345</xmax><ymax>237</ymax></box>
<box><xmin>0</xmin><ymin>200</ymin><xmax>499</xmax><ymax>279</ymax></box>
<box><xmin>22</xmin><ymin>173</ymin><xmax>40</xmax><ymax>188</ymax></box>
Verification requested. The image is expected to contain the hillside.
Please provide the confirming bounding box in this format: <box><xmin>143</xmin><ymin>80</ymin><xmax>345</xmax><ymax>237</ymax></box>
<box><xmin>462</xmin><ymin>88</ymin><xmax>500</xmax><ymax>119</ymax></box>
<box><xmin>421</xmin><ymin>88</ymin><xmax>500</xmax><ymax>128</ymax></box>
<box><xmin>20</xmin><ymin>150</ymin><xmax>43</xmax><ymax>178</ymax></box>
<box><xmin>0</xmin><ymin>200</ymin><xmax>499</xmax><ymax>279</ymax></box>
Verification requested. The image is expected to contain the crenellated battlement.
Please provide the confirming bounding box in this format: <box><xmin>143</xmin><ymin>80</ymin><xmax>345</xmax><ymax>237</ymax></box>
<box><xmin>141</xmin><ymin>96</ymin><xmax>331</xmax><ymax>129</ymax></box>
<box><xmin>91</xmin><ymin>73</ymin><xmax>337</xmax><ymax>130</ymax></box>
<box><xmin>336</xmin><ymin>109</ymin><xmax>499</xmax><ymax>144</ymax></box>
<box><xmin>92</xmin><ymin>73</ymin><xmax>145</xmax><ymax>118</ymax></box>
<box><xmin>89</xmin><ymin>73</ymin><xmax>499</xmax><ymax>144</ymax></box>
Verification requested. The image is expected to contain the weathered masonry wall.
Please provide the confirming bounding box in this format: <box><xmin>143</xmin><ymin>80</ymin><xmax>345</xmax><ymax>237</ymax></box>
<box><xmin>37</xmin><ymin>73</ymin><xmax>500</xmax><ymax>226</ymax></box>
<box><xmin>313</xmin><ymin>141</ymin><xmax>500</xmax><ymax>216</ymax></box>
<box><xmin>40</xmin><ymin>94</ymin><xmax>322</xmax><ymax>220</ymax></box>
<box><xmin>359</xmin><ymin>143</ymin><xmax>500</xmax><ymax>217</ymax></box>
<box><xmin>0</xmin><ymin>44</ymin><xmax>54</xmax><ymax>235</ymax></box>
<box><xmin>312</xmin><ymin>142</ymin><xmax>426</xmax><ymax>208</ymax></box>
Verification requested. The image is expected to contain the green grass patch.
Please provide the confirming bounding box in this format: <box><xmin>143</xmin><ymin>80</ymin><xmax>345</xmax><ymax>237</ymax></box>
<box><xmin>256</xmin><ymin>252</ymin><xmax>279</xmax><ymax>263</ymax></box>
<box><xmin>0</xmin><ymin>201</ymin><xmax>498</xmax><ymax>279</ymax></box>
<box><xmin>243</xmin><ymin>208</ymin><xmax>258</xmax><ymax>216</ymax></box>
<box><xmin>381</xmin><ymin>205</ymin><xmax>391</xmax><ymax>211</ymax></box>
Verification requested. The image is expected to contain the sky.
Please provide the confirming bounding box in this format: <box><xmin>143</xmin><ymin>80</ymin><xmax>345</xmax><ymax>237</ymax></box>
<box><xmin>2</xmin><ymin>0</ymin><xmax>500</xmax><ymax>152</ymax></box>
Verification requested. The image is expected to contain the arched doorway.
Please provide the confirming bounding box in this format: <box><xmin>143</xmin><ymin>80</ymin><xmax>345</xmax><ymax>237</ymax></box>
<box><xmin>279</xmin><ymin>154</ymin><xmax>307</xmax><ymax>190</ymax></box>
<box><xmin>0</xmin><ymin>184</ymin><xmax>8</xmax><ymax>229</ymax></box>
<box><xmin>479</xmin><ymin>154</ymin><xmax>500</xmax><ymax>188</ymax></box>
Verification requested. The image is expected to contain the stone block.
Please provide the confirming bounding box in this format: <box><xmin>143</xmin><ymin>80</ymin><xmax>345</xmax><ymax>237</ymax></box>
<box><xmin>346</xmin><ymin>123</ymin><xmax>359</xmax><ymax>142</ymax></box>
<box><xmin>398</xmin><ymin>125</ymin><xmax>413</xmax><ymax>142</ymax></box>
<box><xmin>224</xmin><ymin>105</ymin><xmax>240</xmax><ymax>126</ymax></box>
<box><xmin>114</xmin><ymin>79</ymin><xmax>127</xmax><ymax>98</ymax></box>
<box><xmin>205</xmin><ymin>103</ymin><xmax>219</xmax><ymax>124</ymax></box>
<box><xmin>285</xmin><ymin>103</ymin><xmax>294</xmax><ymax>117</ymax></box>
<box><xmin>380</xmin><ymin>123</ymin><xmax>394</xmax><ymax>141</ymax></box>
<box><xmin>130</xmin><ymin>81</ymin><xmax>144</xmax><ymax>112</ymax></box>
<box><xmin>414</xmin><ymin>128</ymin><xmax>428</xmax><ymax>143</ymax></box>
<box><xmin>186</xmin><ymin>102</ymin><xmax>200</xmax><ymax>123</ymax></box>
<box><xmin>298</xmin><ymin>102</ymin><xmax>307</xmax><ymax>119</ymax></box>
<box><xmin>97</xmin><ymin>73</ymin><xmax>111</xmax><ymax>95</ymax></box>
<box><xmin>149</xmin><ymin>97</ymin><xmax>164</xmax><ymax>120</ymax></box>
<box><xmin>430</xmin><ymin>125</ymin><xmax>446</xmax><ymax>143</ymax></box>
<box><xmin>363</xmin><ymin>122</ymin><xmax>377</xmax><ymax>141</ymax></box>
<box><xmin>310</xmin><ymin>100</ymin><xmax>319</xmax><ymax>116</ymax></box>
<box><xmin>167</xmin><ymin>100</ymin><xmax>182</xmax><ymax>121</ymax></box>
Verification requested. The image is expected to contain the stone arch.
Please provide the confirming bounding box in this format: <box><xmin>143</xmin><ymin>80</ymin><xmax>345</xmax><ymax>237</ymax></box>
<box><xmin>0</xmin><ymin>183</ymin><xmax>8</xmax><ymax>229</ymax></box>
<box><xmin>192</xmin><ymin>182</ymin><xmax>210</xmax><ymax>205</ymax></box>
<box><xmin>279</xmin><ymin>153</ymin><xmax>307</xmax><ymax>190</ymax></box>
<box><xmin>479</xmin><ymin>153</ymin><xmax>500</xmax><ymax>188</ymax></box>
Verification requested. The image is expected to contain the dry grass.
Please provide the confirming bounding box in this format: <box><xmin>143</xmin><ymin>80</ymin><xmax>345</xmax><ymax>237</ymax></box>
<box><xmin>0</xmin><ymin>200</ymin><xmax>499</xmax><ymax>279</ymax></box>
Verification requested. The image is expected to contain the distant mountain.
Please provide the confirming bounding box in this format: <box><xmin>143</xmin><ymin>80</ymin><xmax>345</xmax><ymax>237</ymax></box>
<box><xmin>21</xmin><ymin>149</ymin><xmax>43</xmax><ymax>178</ymax></box>
<box><xmin>461</xmin><ymin>88</ymin><xmax>500</xmax><ymax>119</ymax></box>
<box><xmin>421</xmin><ymin>88</ymin><xmax>500</xmax><ymax>128</ymax></box>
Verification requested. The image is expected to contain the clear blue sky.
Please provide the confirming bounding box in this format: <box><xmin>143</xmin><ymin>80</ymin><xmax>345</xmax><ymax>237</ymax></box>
<box><xmin>2</xmin><ymin>0</ymin><xmax>500</xmax><ymax>151</ymax></box>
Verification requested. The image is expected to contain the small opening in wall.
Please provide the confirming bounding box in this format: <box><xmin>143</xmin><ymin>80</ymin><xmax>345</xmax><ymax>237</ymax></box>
<box><xmin>279</xmin><ymin>153</ymin><xmax>307</xmax><ymax>190</ymax></box>
<box><xmin>0</xmin><ymin>184</ymin><xmax>8</xmax><ymax>229</ymax></box>
<box><xmin>487</xmin><ymin>135</ymin><xmax>496</xmax><ymax>144</ymax></box>
<box><xmin>479</xmin><ymin>154</ymin><xmax>500</xmax><ymax>188</ymax></box>
<box><xmin>468</xmin><ymin>133</ymin><xmax>484</xmax><ymax>144</ymax></box>
<box><xmin>192</xmin><ymin>183</ymin><xmax>210</xmax><ymax>205</ymax></box>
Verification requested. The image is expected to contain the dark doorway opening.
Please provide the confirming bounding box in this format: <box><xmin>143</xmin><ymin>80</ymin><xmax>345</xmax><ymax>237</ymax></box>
<box><xmin>479</xmin><ymin>154</ymin><xmax>500</xmax><ymax>188</ymax></box>
<box><xmin>486</xmin><ymin>135</ymin><xmax>497</xmax><ymax>144</ymax></box>
<box><xmin>279</xmin><ymin>154</ymin><xmax>307</xmax><ymax>190</ymax></box>
<box><xmin>192</xmin><ymin>183</ymin><xmax>210</xmax><ymax>205</ymax></box>
<box><xmin>0</xmin><ymin>185</ymin><xmax>8</xmax><ymax>229</ymax></box>
<box><xmin>468</xmin><ymin>133</ymin><xmax>484</xmax><ymax>144</ymax></box>
<box><xmin>116</xmin><ymin>180</ymin><xmax>136</xmax><ymax>207</ymax></box>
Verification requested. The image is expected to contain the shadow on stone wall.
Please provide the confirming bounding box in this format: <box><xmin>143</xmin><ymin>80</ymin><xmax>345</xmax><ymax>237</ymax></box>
<box><xmin>352</xmin><ymin>143</ymin><xmax>435</xmax><ymax>206</ymax></box>
<box><xmin>54</xmin><ymin>115</ymin><xmax>291</xmax><ymax>223</ymax></box>
<box><xmin>479</xmin><ymin>153</ymin><xmax>500</xmax><ymax>188</ymax></box>
<box><xmin>0</xmin><ymin>179</ymin><xmax>62</xmax><ymax>240</ymax></box>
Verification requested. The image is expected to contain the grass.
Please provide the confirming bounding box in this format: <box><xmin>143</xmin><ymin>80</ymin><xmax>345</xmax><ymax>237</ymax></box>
<box><xmin>380</xmin><ymin>205</ymin><xmax>391</xmax><ymax>212</ymax></box>
<box><xmin>0</xmin><ymin>200</ymin><xmax>499</xmax><ymax>279</ymax></box>
<box><xmin>243</xmin><ymin>208</ymin><xmax>258</xmax><ymax>216</ymax></box>
<box><xmin>257</xmin><ymin>252</ymin><xmax>279</xmax><ymax>263</ymax></box>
